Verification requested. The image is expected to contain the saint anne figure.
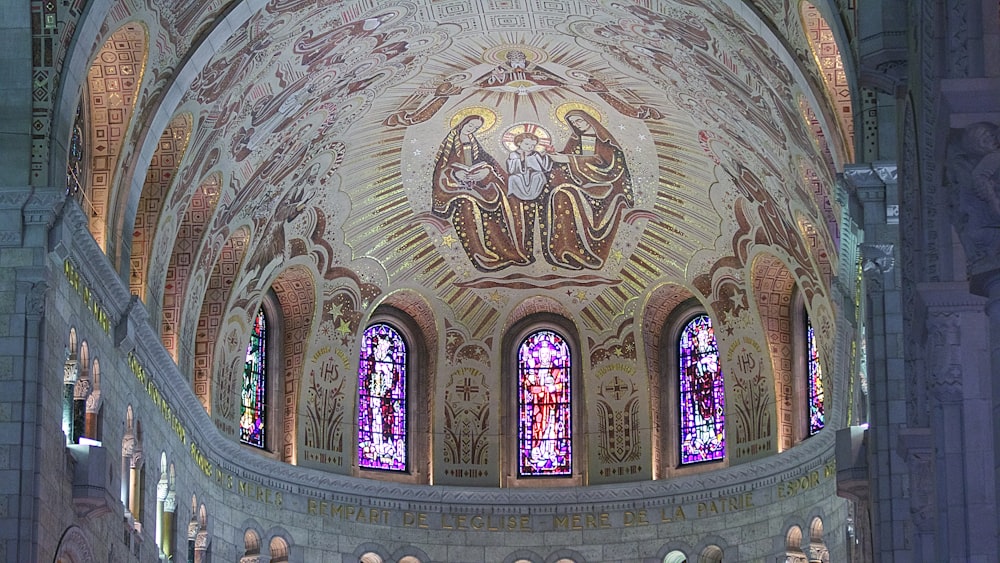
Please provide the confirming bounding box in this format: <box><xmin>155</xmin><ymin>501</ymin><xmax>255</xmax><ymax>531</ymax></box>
<box><xmin>431</xmin><ymin>115</ymin><xmax>533</xmax><ymax>271</ymax></box>
<box><xmin>544</xmin><ymin>110</ymin><xmax>634</xmax><ymax>270</ymax></box>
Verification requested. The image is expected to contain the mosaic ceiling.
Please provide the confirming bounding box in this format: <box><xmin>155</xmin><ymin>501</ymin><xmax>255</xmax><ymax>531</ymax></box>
<box><xmin>74</xmin><ymin>0</ymin><xmax>847</xmax><ymax>476</ymax></box>
<box><xmin>148</xmin><ymin>0</ymin><xmax>837</xmax><ymax>323</ymax></box>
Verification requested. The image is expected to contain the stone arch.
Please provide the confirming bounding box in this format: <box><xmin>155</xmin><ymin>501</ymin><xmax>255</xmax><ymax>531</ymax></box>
<box><xmin>501</xmin><ymin>311</ymin><xmax>585</xmax><ymax>486</ymax></box>
<box><xmin>641</xmin><ymin>282</ymin><xmax>698</xmax><ymax>477</ymax></box>
<box><xmin>698</xmin><ymin>544</ymin><xmax>724</xmax><ymax>563</ymax></box>
<box><xmin>750</xmin><ymin>252</ymin><xmax>797</xmax><ymax>450</ymax></box>
<box><xmin>54</xmin><ymin>525</ymin><xmax>95</xmax><ymax>563</ymax></box>
<box><xmin>160</xmin><ymin>172</ymin><xmax>224</xmax><ymax>362</ymax></box>
<box><xmin>78</xmin><ymin>21</ymin><xmax>148</xmax><ymax>252</ymax></box>
<box><xmin>786</xmin><ymin>524</ymin><xmax>806</xmax><ymax>562</ymax></box>
<box><xmin>269</xmin><ymin>535</ymin><xmax>290</xmax><ymax>562</ymax></box>
<box><xmin>270</xmin><ymin>265</ymin><xmax>318</xmax><ymax>462</ymax></box>
<box><xmin>799</xmin><ymin>1</ymin><xmax>854</xmax><ymax>162</ymax></box>
<box><xmin>193</xmin><ymin>225</ymin><xmax>250</xmax><ymax>418</ymax></box>
<box><xmin>808</xmin><ymin>517</ymin><xmax>829</xmax><ymax>562</ymax></box>
<box><xmin>241</xmin><ymin>527</ymin><xmax>262</xmax><ymax>563</ymax></box>
<box><xmin>129</xmin><ymin>111</ymin><xmax>194</xmax><ymax>301</ymax></box>
<box><xmin>357</xmin><ymin>289</ymin><xmax>437</xmax><ymax>483</ymax></box>
<box><xmin>663</xmin><ymin>550</ymin><xmax>689</xmax><ymax>563</ymax></box>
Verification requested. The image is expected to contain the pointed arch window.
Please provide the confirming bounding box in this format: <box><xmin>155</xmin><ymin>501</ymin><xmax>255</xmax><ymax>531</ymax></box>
<box><xmin>806</xmin><ymin>314</ymin><xmax>825</xmax><ymax>435</ymax></box>
<box><xmin>241</xmin><ymin>308</ymin><xmax>267</xmax><ymax>448</ymax></box>
<box><xmin>517</xmin><ymin>329</ymin><xmax>572</xmax><ymax>476</ymax></box>
<box><xmin>678</xmin><ymin>314</ymin><xmax>725</xmax><ymax>464</ymax></box>
<box><xmin>358</xmin><ymin>323</ymin><xmax>408</xmax><ymax>471</ymax></box>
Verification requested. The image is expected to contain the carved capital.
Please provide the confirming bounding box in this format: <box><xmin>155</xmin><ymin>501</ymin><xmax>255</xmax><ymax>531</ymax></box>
<box><xmin>861</xmin><ymin>244</ymin><xmax>895</xmax><ymax>274</ymax></box>
<box><xmin>873</xmin><ymin>162</ymin><xmax>898</xmax><ymax>185</ymax></box>
<box><xmin>842</xmin><ymin>165</ymin><xmax>884</xmax><ymax>191</ymax></box>
<box><xmin>64</xmin><ymin>360</ymin><xmax>79</xmax><ymax>384</ymax></box>
<box><xmin>73</xmin><ymin>377</ymin><xmax>92</xmax><ymax>400</ymax></box>
<box><xmin>85</xmin><ymin>390</ymin><xmax>101</xmax><ymax>413</ymax></box>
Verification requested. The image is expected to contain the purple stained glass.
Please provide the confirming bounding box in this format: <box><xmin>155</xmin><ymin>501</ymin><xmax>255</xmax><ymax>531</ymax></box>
<box><xmin>518</xmin><ymin>330</ymin><xmax>572</xmax><ymax>476</ymax></box>
<box><xmin>358</xmin><ymin>323</ymin><xmax>407</xmax><ymax>471</ymax></box>
<box><xmin>807</xmin><ymin>318</ymin><xmax>825</xmax><ymax>435</ymax></box>
<box><xmin>678</xmin><ymin>315</ymin><xmax>725</xmax><ymax>464</ymax></box>
<box><xmin>240</xmin><ymin>309</ymin><xmax>266</xmax><ymax>448</ymax></box>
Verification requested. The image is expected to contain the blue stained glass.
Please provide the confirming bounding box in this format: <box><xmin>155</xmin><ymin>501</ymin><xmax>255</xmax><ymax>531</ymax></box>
<box><xmin>678</xmin><ymin>315</ymin><xmax>725</xmax><ymax>464</ymax></box>
<box><xmin>358</xmin><ymin>323</ymin><xmax>408</xmax><ymax>471</ymax></box>
<box><xmin>807</xmin><ymin>317</ymin><xmax>825</xmax><ymax>435</ymax></box>
<box><xmin>240</xmin><ymin>309</ymin><xmax>267</xmax><ymax>448</ymax></box>
<box><xmin>518</xmin><ymin>330</ymin><xmax>572</xmax><ymax>476</ymax></box>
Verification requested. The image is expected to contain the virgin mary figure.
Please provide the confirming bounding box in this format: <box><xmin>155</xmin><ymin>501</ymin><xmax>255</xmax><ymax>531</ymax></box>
<box><xmin>431</xmin><ymin>113</ymin><xmax>533</xmax><ymax>271</ymax></box>
<box><xmin>544</xmin><ymin>109</ymin><xmax>634</xmax><ymax>270</ymax></box>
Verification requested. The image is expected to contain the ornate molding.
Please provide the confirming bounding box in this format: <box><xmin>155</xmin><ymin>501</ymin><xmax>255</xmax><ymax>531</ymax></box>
<box><xmin>842</xmin><ymin>165</ymin><xmax>884</xmax><ymax>190</ymax></box>
<box><xmin>925</xmin><ymin>313</ymin><xmax>963</xmax><ymax>403</ymax></box>
<box><xmin>897</xmin><ymin>429</ymin><xmax>935</xmax><ymax>533</ymax></box>
<box><xmin>54</xmin><ymin>526</ymin><xmax>95</xmax><ymax>563</ymax></box>
<box><xmin>861</xmin><ymin>244</ymin><xmax>895</xmax><ymax>274</ymax></box>
<box><xmin>873</xmin><ymin>163</ymin><xmax>898</xmax><ymax>185</ymax></box>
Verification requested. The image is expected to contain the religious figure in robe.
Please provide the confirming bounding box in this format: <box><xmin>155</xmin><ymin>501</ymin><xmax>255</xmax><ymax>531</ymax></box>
<box><xmin>544</xmin><ymin>110</ymin><xmax>634</xmax><ymax>269</ymax></box>
<box><xmin>431</xmin><ymin>114</ymin><xmax>534</xmax><ymax>271</ymax></box>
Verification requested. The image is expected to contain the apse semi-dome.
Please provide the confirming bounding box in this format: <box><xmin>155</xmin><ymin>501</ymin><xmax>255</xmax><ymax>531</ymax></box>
<box><xmin>103</xmin><ymin>0</ymin><xmax>841</xmax><ymax>488</ymax></box>
<box><xmin>21</xmin><ymin>0</ymin><xmax>885</xmax><ymax>560</ymax></box>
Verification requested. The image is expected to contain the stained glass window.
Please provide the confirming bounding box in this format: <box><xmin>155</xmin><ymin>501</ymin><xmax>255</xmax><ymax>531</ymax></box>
<box><xmin>67</xmin><ymin>105</ymin><xmax>84</xmax><ymax>196</ymax></box>
<box><xmin>358</xmin><ymin>323</ymin><xmax>408</xmax><ymax>471</ymax></box>
<box><xmin>240</xmin><ymin>308</ymin><xmax>267</xmax><ymax>448</ymax></box>
<box><xmin>517</xmin><ymin>329</ymin><xmax>572</xmax><ymax>476</ymax></box>
<box><xmin>806</xmin><ymin>315</ymin><xmax>825</xmax><ymax>435</ymax></box>
<box><xmin>678</xmin><ymin>314</ymin><xmax>725</xmax><ymax>464</ymax></box>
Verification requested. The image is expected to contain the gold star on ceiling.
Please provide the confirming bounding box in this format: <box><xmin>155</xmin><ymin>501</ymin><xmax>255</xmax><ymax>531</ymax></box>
<box><xmin>336</xmin><ymin>319</ymin><xmax>352</xmax><ymax>336</ymax></box>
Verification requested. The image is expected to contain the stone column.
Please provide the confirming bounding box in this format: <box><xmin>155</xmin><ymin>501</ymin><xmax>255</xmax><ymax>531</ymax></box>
<box><xmin>163</xmin><ymin>490</ymin><xmax>176</xmax><ymax>559</ymax></box>
<box><xmin>84</xmin><ymin>390</ymin><xmax>101</xmax><ymax>439</ymax></box>
<box><xmin>129</xmin><ymin>449</ymin><xmax>144</xmax><ymax>521</ymax></box>
<box><xmin>62</xmin><ymin>358</ymin><xmax>78</xmax><ymax>440</ymax></box>
<box><xmin>844</xmin><ymin>162</ymin><xmax>908</xmax><ymax>560</ymax></box>
<box><xmin>155</xmin><ymin>470</ymin><xmax>168</xmax><ymax>554</ymax></box>
<box><xmin>919</xmin><ymin>282</ymin><xmax>995</xmax><ymax>559</ymax></box>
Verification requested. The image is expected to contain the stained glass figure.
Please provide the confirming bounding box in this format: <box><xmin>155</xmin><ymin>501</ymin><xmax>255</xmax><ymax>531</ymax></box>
<box><xmin>678</xmin><ymin>314</ymin><xmax>725</xmax><ymax>464</ymax></box>
<box><xmin>358</xmin><ymin>323</ymin><xmax>407</xmax><ymax>471</ymax></box>
<box><xmin>240</xmin><ymin>308</ymin><xmax>267</xmax><ymax>448</ymax></box>
<box><xmin>807</xmin><ymin>316</ymin><xmax>826</xmax><ymax>435</ymax></box>
<box><xmin>517</xmin><ymin>330</ymin><xmax>572</xmax><ymax>476</ymax></box>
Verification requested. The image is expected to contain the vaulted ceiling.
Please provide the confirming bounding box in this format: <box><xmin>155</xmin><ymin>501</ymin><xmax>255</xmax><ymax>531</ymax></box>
<box><xmin>71</xmin><ymin>0</ymin><xmax>848</xmax><ymax>464</ymax></box>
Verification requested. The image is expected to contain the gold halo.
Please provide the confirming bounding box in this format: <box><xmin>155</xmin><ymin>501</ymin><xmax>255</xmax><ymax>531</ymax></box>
<box><xmin>554</xmin><ymin>102</ymin><xmax>603</xmax><ymax>126</ymax></box>
<box><xmin>481</xmin><ymin>44</ymin><xmax>548</xmax><ymax>66</ymax></box>
<box><xmin>449</xmin><ymin>107</ymin><xmax>499</xmax><ymax>135</ymax></box>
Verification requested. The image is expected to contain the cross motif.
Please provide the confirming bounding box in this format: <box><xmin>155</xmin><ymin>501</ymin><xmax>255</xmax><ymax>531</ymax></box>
<box><xmin>604</xmin><ymin>376</ymin><xmax>629</xmax><ymax>401</ymax></box>
<box><xmin>456</xmin><ymin>377</ymin><xmax>480</xmax><ymax>401</ymax></box>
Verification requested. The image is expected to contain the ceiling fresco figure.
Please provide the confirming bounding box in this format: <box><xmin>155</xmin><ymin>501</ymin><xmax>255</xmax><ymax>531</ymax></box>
<box><xmin>431</xmin><ymin>112</ymin><xmax>535</xmax><ymax>271</ymax></box>
<box><xmin>430</xmin><ymin>104</ymin><xmax>634</xmax><ymax>273</ymax></box>
<box><xmin>543</xmin><ymin>108</ymin><xmax>634</xmax><ymax>270</ymax></box>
